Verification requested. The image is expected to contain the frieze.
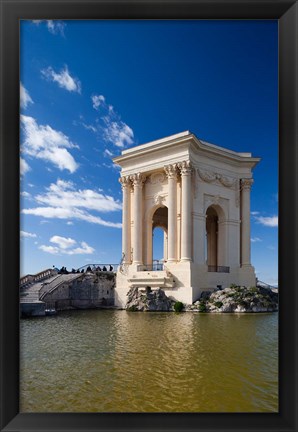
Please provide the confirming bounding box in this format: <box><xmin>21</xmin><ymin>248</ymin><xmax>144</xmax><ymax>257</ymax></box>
<box><xmin>149</xmin><ymin>172</ymin><xmax>166</xmax><ymax>184</ymax></box>
<box><xmin>197</xmin><ymin>168</ymin><xmax>217</xmax><ymax>183</ymax></box>
<box><xmin>197</xmin><ymin>168</ymin><xmax>236</xmax><ymax>188</ymax></box>
<box><xmin>219</xmin><ymin>175</ymin><xmax>236</xmax><ymax>188</ymax></box>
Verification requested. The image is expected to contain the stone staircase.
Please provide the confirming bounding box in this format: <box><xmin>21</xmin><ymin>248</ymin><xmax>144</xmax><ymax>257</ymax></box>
<box><xmin>20</xmin><ymin>275</ymin><xmax>59</xmax><ymax>303</ymax></box>
<box><xmin>127</xmin><ymin>270</ymin><xmax>175</xmax><ymax>289</ymax></box>
<box><xmin>39</xmin><ymin>273</ymin><xmax>82</xmax><ymax>301</ymax></box>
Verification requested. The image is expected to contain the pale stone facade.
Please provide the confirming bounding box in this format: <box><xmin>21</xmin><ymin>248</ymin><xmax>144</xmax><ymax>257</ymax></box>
<box><xmin>113</xmin><ymin>131</ymin><xmax>260</xmax><ymax>307</ymax></box>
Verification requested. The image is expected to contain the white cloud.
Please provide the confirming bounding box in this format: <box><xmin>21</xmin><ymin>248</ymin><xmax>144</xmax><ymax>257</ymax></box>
<box><xmin>39</xmin><ymin>245</ymin><xmax>60</xmax><ymax>254</ymax></box>
<box><xmin>22</xmin><ymin>179</ymin><xmax>122</xmax><ymax>228</ymax></box>
<box><xmin>251</xmin><ymin>211</ymin><xmax>259</xmax><ymax>216</ymax></box>
<box><xmin>20</xmin><ymin>83</ymin><xmax>33</xmax><ymax>109</ymax></box>
<box><xmin>91</xmin><ymin>94</ymin><xmax>105</xmax><ymax>110</ymax></box>
<box><xmin>103</xmin><ymin>117</ymin><xmax>134</xmax><ymax>148</ymax></box>
<box><xmin>91</xmin><ymin>94</ymin><xmax>134</xmax><ymax>148</ymax></box>
<box><xmin>41</xmin><ymin>65</ymin><xmax>81</xmax><ymax>93</ymax></box>
<box><xmin>251</xmin><ymin>237</ymin><xmax>262</xmax><ymax>242</ymax></box>
<box><xmin>254</xmin><ymin>215</ymin><xmax>278</xmax><ymax>227</ymax></box>
<box><xmin>20</xmin><ymin>115</ymin><xmax>79</xmax><ymax>173</ymax></box>
<box><xmin>50</xmin><ymin>235</ymin><xmax>76</xmax><ymax>249</ymax></box>
<box><xmin>21</xmin><ymin>191</ymin><xmax>31</xmax><ymax>198</ymax></box>
<box><xmin>32</xmin><ymin>20</ymin><xmax>65</xmax><ymax>36</ymax></box>
<box><xmin>39</xmin><ymin>236</ymin><xmax>95</xmax><ymax>255</ymax></box>
<box><xmin>104</xmin><ymin>149</ymin><xmax>114</xmax><ymax>157</ymax></box>
<box><xmin>20</xmin><ymin>230</ymin><xmax>37</xmax><ymax>238</ymax></box>
<box><xmin>20</xmin><ymin>157</ymin><xmax>31</xmax><ymax>175</ymax></box>
<box><xmin>82</xmin><ymin>122</ymin><xmax>97</xmax><ymax>133</ymax></box>
<box><xmin>46</xmin><ymin>20</ymin><xmax>65</xmax><ymax>35</ymax></box>
<box><xmin>66</xmin><ymin>221</ymin><xmax>74</xmax><ymax>225</ymax></box>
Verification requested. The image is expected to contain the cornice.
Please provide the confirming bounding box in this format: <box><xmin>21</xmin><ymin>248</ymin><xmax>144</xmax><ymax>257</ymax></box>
<box><xmin>113</xmin><ymin>131</ymin><xmax>261</xmax><ymax>170</ymax></box>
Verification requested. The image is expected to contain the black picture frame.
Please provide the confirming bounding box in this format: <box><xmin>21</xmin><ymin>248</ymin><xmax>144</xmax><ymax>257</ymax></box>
<box><xmin>0</xmin><ymin>1</ymin><xmax>297</xmax><ymax>431</ymax></box>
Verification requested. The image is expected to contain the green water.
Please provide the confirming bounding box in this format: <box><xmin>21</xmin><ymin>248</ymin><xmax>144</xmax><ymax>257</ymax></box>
<box><xmin>20</xmin><ymin>310</ymin><xmax>278</xmax><ymax>413</ymax></box>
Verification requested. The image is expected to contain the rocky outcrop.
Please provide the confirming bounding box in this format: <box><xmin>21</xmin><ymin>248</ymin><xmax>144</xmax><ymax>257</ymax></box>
<box><xmin>188</xmin><ymin>285</ymin><xmax>278</xmax><ymax>313</ymax></box>
<box><xmin>126</xmin><ymin>287</ymin><xmax>174</xmax><ymax>311</ymax></box>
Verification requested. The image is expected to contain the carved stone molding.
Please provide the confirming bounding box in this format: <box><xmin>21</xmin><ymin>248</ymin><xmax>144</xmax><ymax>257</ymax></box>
<box><xmin>241</xmin><ymin>178</ymin><xmax>254</xmax><ymax>190</ymax></box>
<box><xmin>197</xmin><ymin>168</ymin><xmax>217</xmax><ymax>183</ymax></box>
<box><xmin>119</xmin><ymin>175</ymin><xmax>131</xmax><ymax>189</ymax></box>
<box><xmin>130</xmin><ymin>172</ymin><xmax>146</xmax><ymax>187</ymax></box>
<box><xmin>153</xmin><ymin>193</ymin><xmax>166</xmax><ymax>206</ymax></box>
<box><xmin>149</xmin><ymin>172</ymin><xmax>166</xmax><ymax>184</ymax></box>
<box><xmin>204</xmin><ymin>194</ymin><xmax>228</xmax><ymax>214</ymax></box>
<box><xmin>219</xmin><ymin>175</ymin><xmax>236</xmax><ymax>188</ymax></box>
<box><xmin>164</xmin><ymin>163</ymin><xmax>178</xmax><ymax>179</ymax></box>
<box><xmin>178</xmin><ymin>160</ymin><xmax>192</xmax><ymax>175</ymax></box>
<box><xmin>210</xmin><ymin>194</ymin><xmax>221</xmax><ymax>205</ymax></box>
<box><xmin>197</xmin><ymin>168</ymin><xmax>236</xmax><ymax>188</ymax></box>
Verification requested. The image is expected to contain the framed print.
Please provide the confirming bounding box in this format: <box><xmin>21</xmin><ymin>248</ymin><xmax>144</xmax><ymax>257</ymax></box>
<box><xmin>0</xmin><ymin>1</ymin><xmax>297</xmax><ymax>431</ymax></box>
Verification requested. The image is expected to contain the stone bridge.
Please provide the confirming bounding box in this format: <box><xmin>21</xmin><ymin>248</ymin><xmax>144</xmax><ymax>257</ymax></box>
<box><xmin>20</xmin><ymin>266</ymin><xmax>117</xmax><ymax>317</ymax></box>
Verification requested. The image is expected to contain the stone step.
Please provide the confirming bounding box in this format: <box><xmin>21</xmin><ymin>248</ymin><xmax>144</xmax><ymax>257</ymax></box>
<box><xmin>127</xmin><ymin>271</ymin><xmax>175</xmax><ymax>288</ymax></box>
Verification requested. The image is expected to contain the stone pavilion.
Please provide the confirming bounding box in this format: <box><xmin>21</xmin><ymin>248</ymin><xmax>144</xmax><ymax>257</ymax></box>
<box><xmin>113</xmin><ymin>131</ymin><xmax>260</xmax><ymax>307</ymax></box>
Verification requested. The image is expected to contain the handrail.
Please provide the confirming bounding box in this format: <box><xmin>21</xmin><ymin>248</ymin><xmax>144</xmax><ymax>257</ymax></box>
<box><xmin>137</xmin><ymin>263</ymin><xmax>164</xmax><ymax>272</ymax></box>
<box><xmin>257</xmin><ymin>280</ymin><xmax>278</xmax><ymax>290</ymax></box>
<box><xmin>76</xmin><ymin>263</ymin><xmax>119</xmax><ymax>272</ymax></box>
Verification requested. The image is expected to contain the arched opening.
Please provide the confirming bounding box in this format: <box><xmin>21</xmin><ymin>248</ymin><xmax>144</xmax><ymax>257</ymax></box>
<box><xmin>152</xmin><ymin>206</ymin><xmax>168</xmax><ymax>270</ymax></box>
<box><xmin>206</xmin><ymin>205</ymin><xmax>228</xmax><ymax>272</ymax></box>
<box><xmin>206</xmin><ymin>207</ymin><xmax>218</xmax><ymax>269</ymax></box>
<box><xmin>153</xmin><ymin>227</ymin><xmax>166</xmax><ymax>261</ymax></box>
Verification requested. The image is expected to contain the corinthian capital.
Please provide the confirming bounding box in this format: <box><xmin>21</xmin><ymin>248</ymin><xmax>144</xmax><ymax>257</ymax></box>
<box><xmin>119</xmin><ymin>175</ymin><xmax>131</xmax><ymax>189</ymax></box>
<box><xmin>130</xmin><ymin>172</ymin><xmax>146</xmax><ymax>187</ymax></box>
<box><xmin>241</xmin><ymin>178</ymin><xmax>254</xmax><ymax>190</ymax></box>
<box><xmin>178</xmin><ymin>160</ymin><xmax>192</xmax><ymax>175</ymax></box>
<box><xmin>164</xmin><ymin>163</ymin><xmax>178</xmax><ymax>179</ymax></box>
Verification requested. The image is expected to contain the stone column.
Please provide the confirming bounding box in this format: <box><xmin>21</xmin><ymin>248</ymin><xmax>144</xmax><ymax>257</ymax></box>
<box><xmin>179</xmin><ymin>160</ymin><xmax>193</xmax><ymax>262</ymax></box>
<box><xmin>119</xmin><ymin>176</ymin><xmax>131</xmax><ymax>264</ymax></box>
<box><xmin>240</xmin><ymin>178</ymin><xmax>253</xmax><ymax>266</ymax></box>
<box><xmin>164</xmin><ymin>164</ymin><xmax>178</xmax><ymax>262</ymax></box>
<box><xmin>163</xmin><ymin>231</ymin><xmax>168</xmax><ymax>261</ymax></box>
<box><xmin>131</xmin><ymin>172</ymin><xmax>146</xmax><ymax>264</ymax></box>
<box><xmin>193</xmin><ymin>213</ymin><xmax>206</xmax><ymax>264</ymax></box>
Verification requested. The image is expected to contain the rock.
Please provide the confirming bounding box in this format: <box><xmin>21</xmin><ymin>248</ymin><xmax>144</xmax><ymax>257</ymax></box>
<box><xmin>200</xmin><ymin>291</ymin><xmax>212</xmax><ymax>300</ymax></box>
<box><xmin>126</xmin><ymin>287</ymin><xmax>174</xmax><ymax>312</ymax></box>
<box><xmin>194</xmin><ymin>285</ymin><xmax>278</xmax><ymax>313</ymax></box>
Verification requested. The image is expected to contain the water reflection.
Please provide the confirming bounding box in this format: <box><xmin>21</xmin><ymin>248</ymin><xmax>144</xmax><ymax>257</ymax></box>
<box><xmin>20</xmin><ymin>311</ymin><xmax>278</xmax><ymax>412</ymax></box>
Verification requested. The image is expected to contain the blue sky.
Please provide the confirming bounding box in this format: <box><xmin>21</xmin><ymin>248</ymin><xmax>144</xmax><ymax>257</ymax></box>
<box><xmin>20</xmin><ymin>20</ymin><xmax>278</xmax><ymax>285</ymax></box>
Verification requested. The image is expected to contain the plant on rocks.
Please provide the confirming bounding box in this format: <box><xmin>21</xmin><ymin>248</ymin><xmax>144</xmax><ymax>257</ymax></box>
<box><xmin>174</xmin><ymin>301</ymin><xmax>184</xmax><ymax>312</ymax></box>
<box><xmin>198</xmin><ymin>301</ymin><xmax>207</xmax><ymax>312</ymax></box>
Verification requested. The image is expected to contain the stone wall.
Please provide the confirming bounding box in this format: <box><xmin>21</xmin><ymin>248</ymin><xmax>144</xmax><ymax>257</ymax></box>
<box><xmin>42</xmin><ymin>272</ymin><xmax>115</xmax><ymax>310</ymax></box>
<box><xmin>20</xmin><ymin>302</ymin><xmax>46</xmax><ymax>317</ymax></box>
